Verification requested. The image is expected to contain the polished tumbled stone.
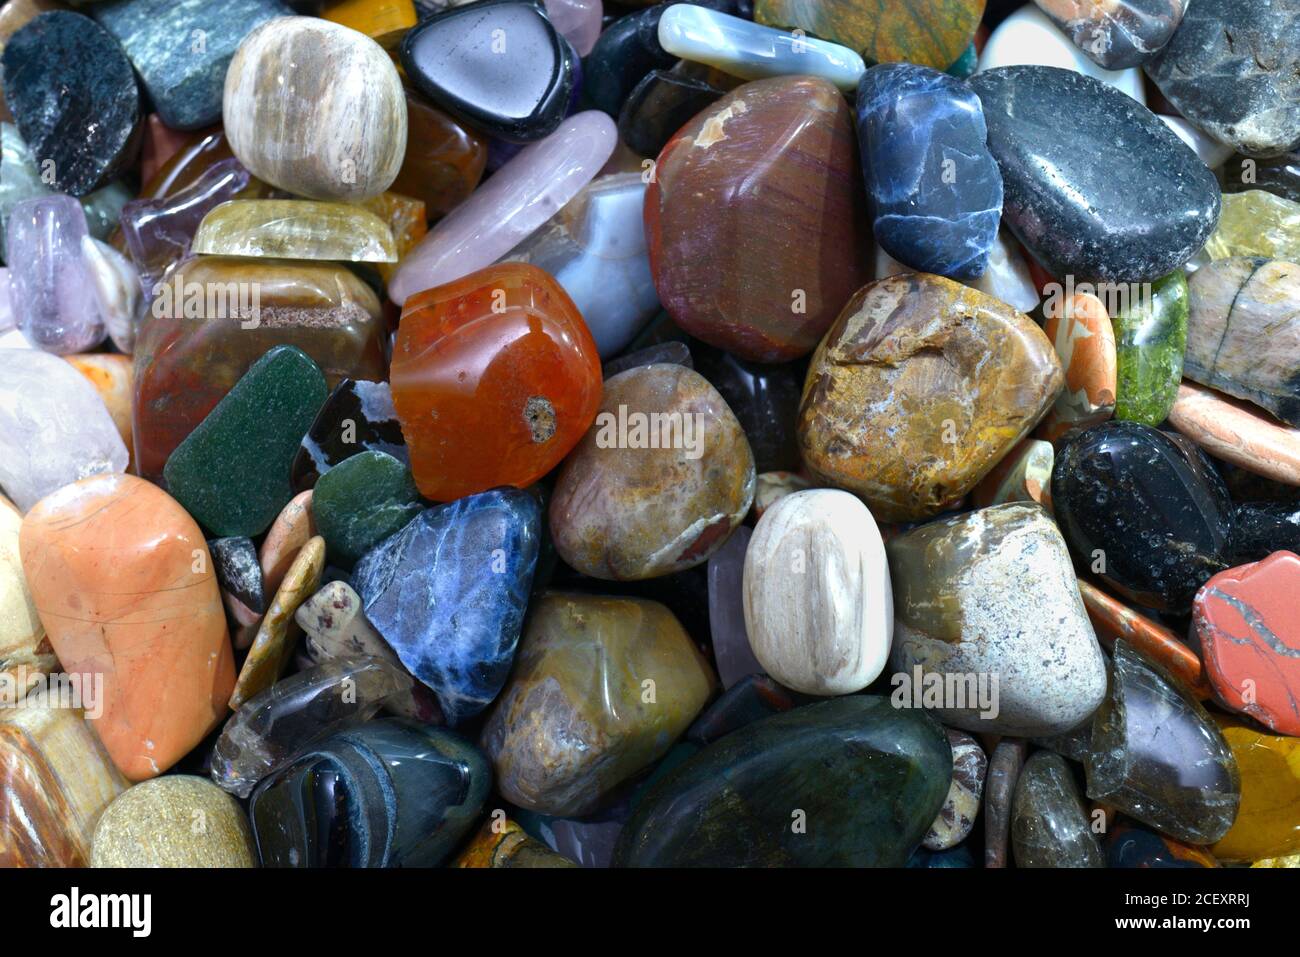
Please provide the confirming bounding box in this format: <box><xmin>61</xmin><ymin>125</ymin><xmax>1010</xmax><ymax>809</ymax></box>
<box><xmin>1</xmin><ymin>12</ymin><xmax>141</xmax><ymax>196</ymax></box>
<box><xmin>93</xmin><ymin>0</ymin><xmax>291</xmax><ymax>131</ymax></box>
<box><xmin>1033</xmin><ymin>0</ymin><xmax>1187</xmax><ymax>70</ymax></box>
<box><xmin>970</xmin><ymin>65</ymin><xmax>1219</xmax><ymax>282</ymax></box>
<box><xmin>352</xmin><ymin>488</ymin><xmax>540</xmax><ymax>725</ymax></box>
<box><xmin>855</xmin><ymin>63</ymin><xmax>1002</xmax><ymax>280</ymax></box>
<box><xmin>312</xmin><ymin>451</ymin><xmax>423</xmax><ymax>566</ymax></box>
<box><xmin>164</xmin><ymin>346</ymin><xmax>328</xmax><ymax>537</ymax></box>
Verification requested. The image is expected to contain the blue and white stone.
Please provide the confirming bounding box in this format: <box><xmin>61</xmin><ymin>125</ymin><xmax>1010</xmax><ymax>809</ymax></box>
<box><xmin>658</xmin><ymin>4</ymin><xmax>865</xmax><ymax>93</ymax></box>
<box><xmin>856</xmin><ymin>64</ymin><xmax>1003</xmax><ymax>280</ymax></box>
<box><xmin>352</xmin><ymin>487</ymin><xmax>541</xmax><ymax>725</ymax></box>
<box><xmin>502</xmin><ymin>172</ymin><xmax>658</xmax><ymax>358</ymax></box>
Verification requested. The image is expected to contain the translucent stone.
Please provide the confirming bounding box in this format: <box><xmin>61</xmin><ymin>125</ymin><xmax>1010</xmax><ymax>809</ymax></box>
<box><xmin>82</xmin><ymin>237</ymin><xmax>141</xmax><ymax>354</ymax></box>
<box><xmin>1202</xmin><ymin>190</ymin><xmax>1300</xmax><ymax>263</ymax></box>
<box><xmin>0</xmin><ymin>349</ymin><xmax>128</xmax><ymax>511</ymax></box>
<box><xmin>501</xmin><ymin>172</ymin><xmax>658</xmax><ymax>357</ymax></box>
<box><xmin>707</xmin><ymin>524</ymin><xmax>764</xmax><ymax>689</ymax></box>
<box><xmin>193</xmin><ymin>199</ymin><xmax>399</xmax><ymax>263</ymax></box>
<box><xmin>211</xmin><ymin>657</ymin><xmax>412</xmax><ymax>799</ymax></box>
<box><xmin>657</xmin><ymin>4</ymin><xmax>866</xmax><ymax>93</ymax></box>
<box><xmin>5</xmin><ymin>195</ymin><xmax>105</xmax><ymax>354</ymax></box>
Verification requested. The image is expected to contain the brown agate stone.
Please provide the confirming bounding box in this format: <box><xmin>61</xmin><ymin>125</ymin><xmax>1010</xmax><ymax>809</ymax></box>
<box><xmin>798</xmin><ymin>273</ymin><xmax>1062</xmax><ymax>521</ymax></box>
<box><xmin>0</xmin><ymin>691</ymin><xmax>127</xmax><ymax>867</ymax></box>
<box><xmin>550</xmin><ymin>363</ymin><xmax>755</xmax><ymax>581</ymax></box>
<box><xmin>644</xmin><ymin>76</ymin><xmax>870</xmax><ymax>363</ymax></box>
<box><xmin>19</xmin><ymin>475</ymin><xmax>236</xmax><ymax>781</ymax></box>
<box><xmin>132</xmin><ymin>255</ymin><xmax>386</xmax><ymax>482</ymax></box>
<box><xmin>454</xmin><ymin>817</ymin><xmax>577</xmax><ymax>868</ymax></box>
<box><xmin>390</xmin><ymin>88</ymin><xmax>487</xmax><ymax>219</ymax></box>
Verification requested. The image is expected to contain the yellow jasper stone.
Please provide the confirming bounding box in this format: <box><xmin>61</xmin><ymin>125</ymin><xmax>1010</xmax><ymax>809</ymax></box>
<box><xmin>1202</xmin><ymin>190</ymin><xmax>1300</xmax><ymax>263</ymax></box>
<box><xmin>363</xmin><ymin>191</ymin><xmax>427</xmax><ymax>283</ymax></box>
<box><xmin>322</xmin><ymin>0</ymin><xmax>417</xmax><ymax>49</ymax></box>
<box><xmin>193</xmin><ymin>199</ymin><xmax>399</xmax><ymax>263</ymax></box>
<box><xmin>1210</xmin><ymin>715</ymin><xmax>1300</xmax><ymax>863</ymax></box>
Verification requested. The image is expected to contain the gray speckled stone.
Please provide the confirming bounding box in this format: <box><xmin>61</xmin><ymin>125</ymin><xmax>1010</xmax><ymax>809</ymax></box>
<box><xmin>887</xmin><ymin>502</ymin><xmax>1108</xmax><ymax>737</ymax></box>
<box><xmin>1146</xmin><ymin>0</ymin><xmax>1300</xmax><ymax>159</ymax></box>
<box><xmin>970</xmin><ymin>65</ymin><xmax>1220</xmax><ymax>282</ymax></box>
<box><xmin>1012</xmin><ymin>751</ymin><xmax>1105</xmax><ymax>868</ymax></box>
<box><xmin>94</xmin><ymin>0</ymin><xmax>292</xmax><ymax>131</ymax></box>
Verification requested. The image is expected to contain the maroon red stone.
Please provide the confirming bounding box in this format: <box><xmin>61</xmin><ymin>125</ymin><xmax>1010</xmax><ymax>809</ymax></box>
<box><xmin>1193</xmin><ymin>550</ymin><xmax>1300</xmax><ymax>736</ymax></box>
<box><xmin>644</xmin><ymin>75</ymin><xmax>870</xmax><ymax>363</ymax></box>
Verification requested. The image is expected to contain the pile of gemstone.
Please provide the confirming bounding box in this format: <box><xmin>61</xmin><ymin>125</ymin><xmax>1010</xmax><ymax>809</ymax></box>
<box><xmin>1</xmin><ymin>0</ymin><xmax>1299</xmax><ymax>869</ymax></box>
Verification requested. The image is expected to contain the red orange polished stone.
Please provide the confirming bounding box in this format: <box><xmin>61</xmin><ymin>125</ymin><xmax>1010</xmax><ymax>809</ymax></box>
<box><xmin>19</xmin><ymin>474</ymin><xmax>236</xmax><ymax>782</ymax></box>
<box><xmin>392</xmin><ymin>261</ymin><xmax>600</xmax><ymax>501</ymax></box>
<box><xmin>393</xmin><ymin>262</ymin><xmax>602</xmax><ymax>502</ymax></box>
<box><xmin>644</xmin><ymin>75</ymin><xmax>870</xmax><ymax>362</ymax></box>
<box><xmin>1194</xmin><ymin>551</ymin><xmax>1300</xmax><ymax>735</ymax></box>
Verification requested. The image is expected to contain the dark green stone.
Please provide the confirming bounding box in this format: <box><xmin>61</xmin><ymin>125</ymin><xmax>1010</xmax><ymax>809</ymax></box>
<box><xmin>1112</xmin><ymin>270</ymin><xmax>1188</xmax><ymax>425</ymax></box>
<box><xmin>313</xmin><ymin>450</ymin><xmax>423</xmax><ymax>565</ymax></box>
<box><xmin>614</xmin><ymin>696</ymin><xmax>952</xmax><ymax>867</ymax></box>
<box><xmin>164</xmin><ymin>346</ymin><xmax>328</xmax><ymax>537</ymax></box>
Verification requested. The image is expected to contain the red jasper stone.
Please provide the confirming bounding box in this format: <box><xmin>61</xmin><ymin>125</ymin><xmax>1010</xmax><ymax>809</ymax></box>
<box><xmin>1194</xmin><ymin>550</ymin><xmax>1300</xmax><ymax>735</ymax></box>
<box><xmin>391</xmin><ymin>262</ymin><xmax>602</xmax><ymax>502</ymax></box>
<box><xmin>644</xmin><ymin>75</ymin><xmax>870</xmax><ymax>363</ymax></box>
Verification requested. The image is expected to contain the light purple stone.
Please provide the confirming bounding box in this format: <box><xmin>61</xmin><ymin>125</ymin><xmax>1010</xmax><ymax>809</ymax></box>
<box><xmin>119</xmin><ymin>158</ymin><xmax>254</xmax><ymax>299</ymax></box>
<box><xmin>5</xmin><ymin>196</ymin><xmax>105</xmax><ymax>354</ymax></box>
<box><xmin>708</xmin><ymin>525</ymin><xmax>766</xmax><ymax>689</ymax></box>
<box><xmin>532</xmin><ymin>810</ymin><xmax>624</xmax><ymax>868</ymax></box>
<box><xmin>544</xmin><ymin>0</ymin><xmax>602</xmax><ymax>57</ymax></box>
<box><xmin>388</xmin><ymin>110</ymin><xmax>617</xmax><ymax>305</ymax></box>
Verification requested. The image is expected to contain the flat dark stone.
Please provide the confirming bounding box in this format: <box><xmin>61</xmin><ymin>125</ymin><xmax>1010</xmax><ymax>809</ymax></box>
<box><xmin>1</xmin><ymin>11</ymin><xmax>142</xmax><ymax>196</ymax></box>
<box><xmin>970</xmin><ymin>65</ymin><xmax>1220</xmax><ymax>282</ymax></box>
<box><xmin>94</xmin><ymin>0</ymin><xmax>291</xmax><ymax>131</ymax></box>
<box><xmin>1146</xmin><ymin>0</ymin><xmax>1300</xmax><ymax>158</ymax></box>
<box><xmin>401</xmin><ymin>0</ymin><xmax>577</xmax><ymax>143</ymax></box>
<box><xmin>1052</xmin><ymin>421</ymin><xmax>1233</xmax><ymax>613</ymax></box>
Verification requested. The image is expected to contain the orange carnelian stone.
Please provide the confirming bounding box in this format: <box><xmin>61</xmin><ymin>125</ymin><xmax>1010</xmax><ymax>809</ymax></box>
<box><xmin>393</xmin><ymin>263</ymin><xmax>602</xmax><ymax>502</ymax></box>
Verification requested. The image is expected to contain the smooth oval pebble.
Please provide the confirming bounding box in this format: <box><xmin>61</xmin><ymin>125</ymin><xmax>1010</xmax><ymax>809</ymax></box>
<box><xmin>92</xmin><ymin>776</ymin><xmax>256</xmax><ymax>867</ymax></box>
<box><xmin>223</xmin><ymin>16</ymin><xmax>407</xmax><ymax>202</ymax></box>
<box><xmin>742</xmin><ymin>489</ymin><xmax>892</xmax><ymax>696</ymax></box>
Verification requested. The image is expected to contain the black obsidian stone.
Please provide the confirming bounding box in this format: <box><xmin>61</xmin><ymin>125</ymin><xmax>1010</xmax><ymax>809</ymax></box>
<box><xmin>290</xmin><ymin>379</ymin><xmax>408</xmax><ymax>492</ymax></box>
<box><xmin>693</xmin><ymin>344</ymin><xmax>802</xmax><ymax>473</ymax></box>
<box><xmin>1146</xmin><ymin>0</ymin><xmax>1300</xmax><ymax>159</ymax></box>
<box><xmin>1052</xmin><ymin>421</ymin><xmax>1233</xmax><ymax>613</ymax></box>
<box><xmin>970</xmin><ymin>65</ymin><xmax>1220</xmax><ymax>282</ymax></box>
<box><xmin>617</xmin><ymin>68</ymin><xmax>726</xmax><ymax>158</ymax></box>
<box><xmin>401</xmin><ymin>0</ymin><xmax>577</xmax><ymax>143</ymax></box>
<box><xmin>1226</xmin><ymin>502</ymin><xmax>1300</xmax><ymax>565</ymax></box>
<box><xmin>249</xmin><ymin>719</ymin><xmax>490</xmax><ymax>868</ymax></box>
<box><xmin>208</xmin><ymin>536</ymin><xmax>265</xmax><ymax>614</ymax></box>
<box><xmin>1</xmin><ymin>11</ymin><xmax>142</xmax><ymax>196</ymax></box>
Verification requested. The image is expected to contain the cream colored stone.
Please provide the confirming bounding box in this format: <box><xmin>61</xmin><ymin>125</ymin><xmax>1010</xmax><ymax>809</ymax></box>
<box><xmin>0</xmin><ymin>501</ymin><xmax>49</xmax><ymax>680</ymax></box>
<box><xmin>742</xmin><ymin>488</ymin><xmax>892</xmax><ymax>695</ymax></box>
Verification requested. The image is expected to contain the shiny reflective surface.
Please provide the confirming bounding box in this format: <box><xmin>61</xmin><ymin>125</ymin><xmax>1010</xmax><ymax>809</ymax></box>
<box><xmin>193</xmin><ymin>199</ymin><xmax>399</xmax><ymax>263</ymax></box>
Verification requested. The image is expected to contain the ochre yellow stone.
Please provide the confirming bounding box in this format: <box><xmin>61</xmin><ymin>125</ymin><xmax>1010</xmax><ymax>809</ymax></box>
<box><xmin>1210</xmin><ymin>715</ymin><xmax>1300</xmax><ymax>863</ymax></box>
<box><xmin>322</xmin><ymin>0</ymin><xmax>417</xmax><ymax>49</ymax></box>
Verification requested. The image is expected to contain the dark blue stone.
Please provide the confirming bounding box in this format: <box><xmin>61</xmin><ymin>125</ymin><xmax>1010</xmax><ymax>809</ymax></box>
<box><xmin>856</xmin><ymin>63</ymin><xmax>1002</xmax><ymax>280</ymax></box>
<box><xmin>93</xmin><ymin>0</ymin><xmax>292</xmax><ymax>131</ymax></box>
<box><xmin>1</xmin><ymin>11</ymin><xmax>141</xmax><ymax>196</ymax></box>
<box><xmin>249</xmin><ymin>719</ymin><xmax>490</xmax><ymax>868</ymax></box>
<box><xmin>352</xmin><ymin>487</ymin><xmax>541</xmax><ymax>725</ymax></box>
<box><xmin>970</xmin><ymin>65</ymin><xmax>1220</xmax><ymax>283</ymax></box>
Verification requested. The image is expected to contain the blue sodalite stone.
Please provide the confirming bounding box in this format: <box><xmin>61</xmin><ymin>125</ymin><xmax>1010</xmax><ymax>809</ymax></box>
<box><xmin>352</xmin><ymin>487</ymin><xmax>541</xmax><ymax>725</ymax></box>
<box><xmin>855</xmin><ymin>63</ymin><xmax>1003</xmax><ymax>280</ymax></box>
<box><xmin>93</xmin><ymin>0</ymin><xmax>292</xmax><ymax>131</ymax></box>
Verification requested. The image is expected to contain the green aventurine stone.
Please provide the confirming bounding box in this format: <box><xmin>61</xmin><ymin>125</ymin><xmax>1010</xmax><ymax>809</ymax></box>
<box><xmin>313</xmin><ymin>450</ymin><xmax>424</xmax><ymax>565</ymax></box>
<box><xmin>164</xmin><ymin>346</ymin><xmax>328</xmax><ymax>537</ymax></box>
<box><xmin>614</xmin><ymin>696</ymin><xmax>952</xmax><ymax>867</ymax></box>
<box><xmin>1112</xmin><ymin>270</ymin><xmax>1188</xmax><ymax>425</ymax></box>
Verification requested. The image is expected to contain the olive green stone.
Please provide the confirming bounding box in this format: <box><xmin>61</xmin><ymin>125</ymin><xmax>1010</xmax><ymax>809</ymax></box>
<box><xmin>614</xmin><ymin>696</ymin><xmax>952</xmax><ymax>867</ymax></box>
<box><xmin>1112</xmin><ymin>270</ymin><xmax>1187</xmax><ymax>425</ymax></box>
<box><xmin>1011</xmin><ymin>751</ymin><xmax>1104</xmax><ymax>868</ymax></box>
<box><xmin>91</xmin><ymin>775</ymin><xmax>256</xmax><ymax>868</ymax></box>
<box><xmin>164</xmin><ymin>346</ymin><xmax>328</xmax><ymax>537</ymax></box>
<box><xmin>313</xmin><ymin>450</ymin><xmax>424</xmax><ymax>565</ymax></box>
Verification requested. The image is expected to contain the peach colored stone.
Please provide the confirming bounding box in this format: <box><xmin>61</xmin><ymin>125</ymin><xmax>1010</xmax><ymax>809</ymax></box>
<box><xmin>230</xmin><ymin>535</ymin><xmax>325</xmax><ymax>709</ymax></box>
<box><xmin>259</xmin><ymin>490</ymin><xmax>315</xmax><ymax>597</ymax></box>
<box><xmin>19</xmin><ymin>474</ymin><xmax>236</xmax><ymax>781</ymax></box>
<box><xmin>1168</xmin><ymin>381</ymin><xmax>1300</xmax><ymax>486</ymax></box>
<box><xmin>66</xmin><ymin>354</ymin><xmax>133</xmax><ymax>468</ymax></box>
<box><xmin>971</xmin><ymin>437</ymin><xmax>1054</xmax><ymax>510</ymax></box>
<box><xmin>1039</xmin><ymin>292</ymin><xmax>1116</xmax><ymax>443</ymax></box>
